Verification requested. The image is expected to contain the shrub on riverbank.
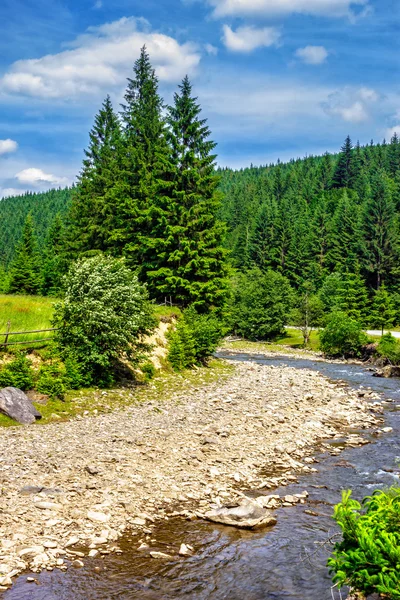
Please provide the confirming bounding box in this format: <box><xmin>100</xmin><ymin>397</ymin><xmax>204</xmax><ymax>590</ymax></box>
<box><xmin>53</xmin><ymin>255</ymin><xmax>156</xmax><ymax>386</ymax></box>
<box><xmin>230</xmin><ymin>269</ymin><xmax>293</xmax><ymax>341</ymax></box>
<box><xmin>168</xmin><ymin>306</ymin><xmax>225</xmax><ymax>371</ymax></box>
<box><xmin>328</xmin><ymin>488</ymin><xmax>400</xmax><ymax>599</ymax></box>
<box><xmin>377</xmin><ymin>333</ymin><xmax>400</xmax><ymax>365</ymax></box>
<box><xmin>319</xmin><ymin>312</ymin><xmax>368</xmax><ymax>357</ymax></box>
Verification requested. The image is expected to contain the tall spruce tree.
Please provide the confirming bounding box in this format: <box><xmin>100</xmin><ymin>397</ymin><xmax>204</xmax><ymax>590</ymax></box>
<box><xmin>331</xmin><ymin>135</ymin><xmax>355</xmax><ymax>189</ymax></box>
<box><xmin>363</xmin><ymin>171</ymin><xmax>398</xmax><ymax>289</ymax></box>
<box><xmin>370</xmin><ymin>284</ymin><xmax>396</xmax><ymax>334</ymax></box>
<box><xmin>144</xmin><ymin>75</ymin><xmax>228</xmax><ymax>310</ymax></box>
<box><xmin>41</xmin><ymin>215</ymin><xmax>65</xmax><ymax>296</ymax></box>
<box><xmin>8</xmin><ymin>214</ymin><xmax>42</xmax><ymax>295</ymax></box>
<box><xmin>68</xmin><ymin>95</ymin><xmax>122</xmax><ymax>257</ymax></box>
<box><xmin>327</xmin><ymin>190</ymin><xmax>365</xmax><ymax>272</ymax></box>
<box><xmin>118</xmin><ymin>46</ymin><xmax>170</xmax><ymax>272</ymax></box>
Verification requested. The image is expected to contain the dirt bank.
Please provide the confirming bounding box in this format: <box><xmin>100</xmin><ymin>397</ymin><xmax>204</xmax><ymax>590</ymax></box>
<box><xmin>0</xmin><ymin>358</ymin><xmax>383</xmax><ymax>589</ymax></box>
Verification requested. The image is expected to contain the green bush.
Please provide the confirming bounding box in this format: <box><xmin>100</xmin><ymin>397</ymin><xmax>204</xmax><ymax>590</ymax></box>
<box><xmin>0</xmin><ymin>353</ymin><xmax>35</xmax><ymax>390</ymax></box>
<box><xmin>168</xmin><ymin>306</ymin><xmax>225</xmax><ymax>371</ymax></box>
<box><xmin>230</xmin><ymin>269</ymin><xmax>293</xmax><ymax>341</ymax></box>
<box><xmin>53</xmin><ymin>255</ymin><xmax>156</xmax><ymax>386</ymax></box>
<box><xmin>377</xmin><ymin>333</ymin><xmax>400</xmax><ymax>365</ymax></box>
<box><xmin>36</xmin><ymin>361</ymin><xmax>67</xmax><ymax>399</ymax></box>
<box><xmin>140</xmin><ymin>361</ymin><xmax>156</xmax><ymax>382</ymax></box>
<box><xmin>328</xmin><ymin>489</ymin><xmax>400</xmax><ymax>599</ymax></box>
<box><xmin>319</xmin><ymin>311</ymin><xmax>368</xmax><ymax>357</ymax></box>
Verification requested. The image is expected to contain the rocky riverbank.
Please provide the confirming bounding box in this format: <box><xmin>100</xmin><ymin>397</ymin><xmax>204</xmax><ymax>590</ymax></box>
<box><xmin>0</xmin><ymin>358</ymin><xmax>384</xmax><ymax>589</ymax></box>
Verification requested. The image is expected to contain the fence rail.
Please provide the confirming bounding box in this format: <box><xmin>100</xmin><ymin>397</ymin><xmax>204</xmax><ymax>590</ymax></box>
<box><xmin>0</xmin><ymin>321</ymin><xmax>57</xmax><ymax>348</ymax></box>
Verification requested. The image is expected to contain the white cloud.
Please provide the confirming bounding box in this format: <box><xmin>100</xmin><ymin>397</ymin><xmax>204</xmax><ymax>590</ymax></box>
<box><xmin>0</xmin><ymin>188</ymin><xmax>25</xmax><ymax>199</ymax></box>
<box><xmin>205</xmin><ymin>43</ymin><xmax>218</xmax><ymax>55</ymax></box>
<box><xmin>15</xmin><ymin>168</ymin><xmax>68</xmax><ymax>186</ymax></box>
<box><xmin>222</xmin><ymin>25</ymin><xmax>281</xmax><ymax>52</ymax></box>
<box><xmin>324</xmin><ymin>87</ymin><xmax>379</xmax><ymax>123</ymax></box>
<box><xmin>206</xmin><ymin>0</ymin><xmax>368</xmax><ymax>18</ymax></box>
<box><xmin>0</xmin><ymin>17</ymin><xmax>201</xmax><ymax>100</ymax></box>
<box><xmin>385</xmin><ymin>125</ymin><xmax>400</xmax><ymax>140</ymax></box>
<box><xmin>0</xmin><ymin>139</ymin><xmax>18</xmax><ymax>155</ymax></box>
<box><xmin>295</xmin><ymin>45</ymin><xmax>328</xmax><ymax>65</ymax></box>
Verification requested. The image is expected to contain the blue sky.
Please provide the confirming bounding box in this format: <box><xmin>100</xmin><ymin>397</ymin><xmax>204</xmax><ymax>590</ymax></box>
<box><xmin>0</xmin><ymin>0</ymin><xmax>399</xmax><ymax>197</ymax></box>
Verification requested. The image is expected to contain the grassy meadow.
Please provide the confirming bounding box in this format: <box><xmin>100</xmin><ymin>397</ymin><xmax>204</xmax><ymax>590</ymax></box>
<box><xmin>0</xmin><ymin>295</ymin><xmax>56</xmax><ymax>347</ymax></box>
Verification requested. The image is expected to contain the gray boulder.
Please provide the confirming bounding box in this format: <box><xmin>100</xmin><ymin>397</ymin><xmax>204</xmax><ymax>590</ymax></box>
<box><xmin>0</xmin><ymin>387</ymin><xmax>42</xmax><ymax>424</ymax></box>
<box><xmin>204</xmin><ymin>498</ymin><xmax>277</xmax><ymax>529</ymax></box>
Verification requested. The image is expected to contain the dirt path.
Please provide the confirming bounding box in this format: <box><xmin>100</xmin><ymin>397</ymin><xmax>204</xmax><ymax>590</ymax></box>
<box><xmin>0</xmin><ymin>358</ymin><xmax>383</xmax><ymax>589</ymax></box>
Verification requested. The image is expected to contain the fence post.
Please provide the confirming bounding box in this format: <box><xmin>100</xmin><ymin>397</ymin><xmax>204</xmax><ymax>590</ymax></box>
<box><xmin>3</xmin><ymin>320</ymin><xmax>11</xmax><ymax>349</ymax></box>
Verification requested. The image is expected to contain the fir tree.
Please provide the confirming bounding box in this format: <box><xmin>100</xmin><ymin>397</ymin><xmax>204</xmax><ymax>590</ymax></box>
<box><xmin>370</xmin><ymin>284</ymin><xmax>396</xmax><ymax>334</ymax></box>
<box><xmin>145</xmin><ymin>75</ymin><xmax>228</xmax><ymax>310</ymax></box>
<box><xmin>363</xmin><ymin>171</ymin><xmax>398</xmax><ymax>289</ymax></box>
<box><xmin>8</xmin><ymin>215</ymin><xmax>42</xmax><ymax>295</ymax></box>
<box><xmin>331</xmin><ymin>136</ymin><xmax>355</xmax><ymax>189</ymax></box>
<box><xmin>387</xmin><ymin>132</ymin><xmax>400</xmax><ymax>177</ymax></box>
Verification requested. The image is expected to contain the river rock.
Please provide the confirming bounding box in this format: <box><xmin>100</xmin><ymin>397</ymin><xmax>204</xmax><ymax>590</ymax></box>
<box><xmin>382</xmin><ymin>365</ymin><xmax>400</xmax><ymax>378</ymax></box>
<box><xmin>204</xmin><ymin>498</ymin><xmax>277</xmax><ymax>529</ymax></box>
<box><xmin>0</xmin><ymin>387</ymin><xmax>42</xmax><ymax>424</ymax></box>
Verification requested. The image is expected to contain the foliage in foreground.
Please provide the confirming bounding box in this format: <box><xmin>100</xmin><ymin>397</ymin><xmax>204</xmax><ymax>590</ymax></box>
<box><xmin>328</xmin><ymin>488</ymin><xmax>400</xmax><ymax>599</ymax></box>
<box><xmin>230</xmin><ymin>268</ymin><xmax>293</xmax><ymax>341</ymax></box>
<box><xmin>53</xmin><ymin>255</ymin><xmax>156</xmax><ymax>386</ymax></box>
<box><xmin>377</xmin><ymin>333</ymin><xmax>400</xmax><ymax>365</ymax></box>
<box><xmin>167</xmin><ymin>306</ymin><xmax>225</xmax><ymax>371</ymax></box>
<box><xmin>319</xmin><ymin>311</ymin><xmax>368</xmax><ymax>357</ymax></box>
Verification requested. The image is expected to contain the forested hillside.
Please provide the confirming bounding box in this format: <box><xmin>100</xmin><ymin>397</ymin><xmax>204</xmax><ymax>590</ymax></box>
<box><xmin>220</xmin><ymin>136</ymin><xmax>400</xmax><ymax>292</ymax></box>
<box><xmin>0</xmin><ymin>187</ymin><xmax>72</xmax><ymax>265</ymax></box>
<box><xmin>1</xmin><ymin>128</ymin><xmax>400</xmax><ymax>298</ymax></box>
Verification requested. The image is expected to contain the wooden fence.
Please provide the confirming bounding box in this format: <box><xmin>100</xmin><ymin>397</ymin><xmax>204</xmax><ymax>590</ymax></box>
<box><xmin>0</xmin><ymin>321</ymin><xmax>57</xmax><ymax>348</ymax></box>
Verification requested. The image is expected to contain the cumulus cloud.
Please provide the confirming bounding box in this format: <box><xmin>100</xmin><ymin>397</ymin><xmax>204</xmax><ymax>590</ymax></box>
<box><xmin>222</xmin><ymin>25</ymin><xmax>281</xmax><ymax>52</ymax></box>
<box><xmin>205</xmin><ymin>43</ymin><xmax>218</xmax><ymax>55</ymax></box>
<box><xmin>0</xmin><ymin>139</ymin><xmax>18</xmax><ymax>155</ymax></box>
<box><xmin>324</xmin><ymin>87</ymin><xmax>379</xmax><ymax>123</ymax></box>
<box><xmin>206</xmin><ymin>0</ymin><xmax>368</xmax><ymax>19</ymax></box>
<box><xmin>15</xmin><ymin>168</ymin><xmax>68</xmax><ymax>186</ymax></box>
<box><xmin>0</xmin><ymin>17</ymin><xmax>201</xmax><ymax>100</ymax></box>
<box><xmin>295</xmin><ymin>45</ymin><xmax>328</xmax><ymax>65</ymax></box>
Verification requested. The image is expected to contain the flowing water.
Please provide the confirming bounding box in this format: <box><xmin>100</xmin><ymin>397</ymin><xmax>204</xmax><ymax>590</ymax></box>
<box><xmin>4</xmin><ymin>353</ymin><xmax>400</xmax><ymax>600</ymax></box>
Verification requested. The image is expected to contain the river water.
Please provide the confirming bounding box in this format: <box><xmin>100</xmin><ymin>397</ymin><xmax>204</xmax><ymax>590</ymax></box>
<box><xmin>3</xmin><ymin>353</ymin><xmax>400</xmax><ymax>600</ymax></box>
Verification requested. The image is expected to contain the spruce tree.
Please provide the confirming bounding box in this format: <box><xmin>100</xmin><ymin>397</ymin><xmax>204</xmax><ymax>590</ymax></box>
<box><xmin>41</xmin><ymin>215</ymin><xmax>65</xmax><ymax>296</ymax></box>
<box><xmin>363</xmin><ymin>171</ymin><xmax>398</xmax><ymax>289</ymax></box>
<box><xmin>249</xmin><ymin>199</ymin><xmax>276</xmax><ymax>271</ymax></box>
<box><xmin>387</xmin><ymin>132</ymin><xmax>400</xmax><ymax>177</ymax></box>
<box><xmin>8</xmin><ymin>215</ymin><xmax>42</xmax><ymax>295</ymax></box>
<box><xmin>331</xmin><ymin>136</ymin><xmax>355</xmax><ymax>189</ymax></box>
<box><xmin>118</xmin><ymin>46</ymin><xmax>169</xmax><ymax>272</ymax></box>
<box><xmin>327</xmin><ymin>190</ymin><xmax>365</xmax><ymax>272</ymax></box>
<box><xmin>68</xmin><ymin>95</ymin><xmax>122</xmax><ymax>257</ymax></box>
<box><xmin>337</xmin><ymin>270</ymin><xmax>369</xmax><ymax>324</ymax></box>
<box><xmin>370</xmin><ymin>284</ymin><xmax>396</xmax><ymax>334</ymax></box>
<box><xmin>144</xmin><ymin>75</ymin><xmax>228</xmax><ymax>310</ymax></box>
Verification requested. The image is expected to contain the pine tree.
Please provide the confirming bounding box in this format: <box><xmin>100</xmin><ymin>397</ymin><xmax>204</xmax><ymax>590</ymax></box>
<box><xmin>370</xmin><ymin>284</ymin><xmax>396</xmax><ymax>334</ymax></box>
<box><xmin>144</xmin><ymin>76</ymin><xmax>228</xmax><ymax>310</ymax></box>
<box><xmin>118</xmin><ymin>46</ymin><xmax>169</xmax><ymax>272</ymax></box>
<box><xmin>363</xmin><ymin>171</ymin><xmax>398</xmax><ymax>289</ymax></box>
<box><xmin>249</xmin><ymin>199</ymin><xmax>276</xmax><ymax>271</ymax></box>
<box><xmin>331</xmin><ymin>136</ymin><xmax>355</xmax><ymax>189</ymax></box>
<box><xmin>68</xmin><ymin>95</ymin><xmax>122</xmax><ymax>257</ymax></box>
<box><xmin>8</xmin><ymin>215</ymin><xmax>42</xmax><ymax>295</ymax></box>
<box><xmin>387</xmin><ymin>132</ymin><xmax>400</xmax><ymax>177</ymax></box>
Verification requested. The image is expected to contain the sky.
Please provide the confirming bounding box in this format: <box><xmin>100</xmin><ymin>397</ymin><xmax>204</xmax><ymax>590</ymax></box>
<box><xmin>0</xmin><ymin>0</ymin><xmax>399</xmax><ymax>197</ymax></box>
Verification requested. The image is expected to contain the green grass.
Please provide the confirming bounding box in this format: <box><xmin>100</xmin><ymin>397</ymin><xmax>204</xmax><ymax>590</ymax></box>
<box><xmin>223</xmin><ymin>328</ymin><xmax>321</xmax><ymax>354</ymax></box>
<box><xmin>153</xmin><ymin>304</ymin><xmax>182</xmax><ymax>321</ymax></box>
<box><xmin>0</xmin><ymin>295</ymin><xmax>56</xmax><ymax>347</ymax></box>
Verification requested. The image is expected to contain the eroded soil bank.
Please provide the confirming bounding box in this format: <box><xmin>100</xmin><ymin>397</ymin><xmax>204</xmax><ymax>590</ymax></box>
<box><xmin>0</xmin><ymin>358</ymin><xmax>383</xmax><ymax>589</ymax></box>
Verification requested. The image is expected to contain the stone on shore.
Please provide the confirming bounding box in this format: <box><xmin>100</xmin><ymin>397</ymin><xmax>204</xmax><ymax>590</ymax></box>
<box><xmin>0</xmin><ymin>387</ymin><xmax>42</xmax><ymax>424</ymax></box>
<box><xmin>204</xmin><ymin>498</ymin><xmax>277</xmax><ymax>529</ymax></box>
